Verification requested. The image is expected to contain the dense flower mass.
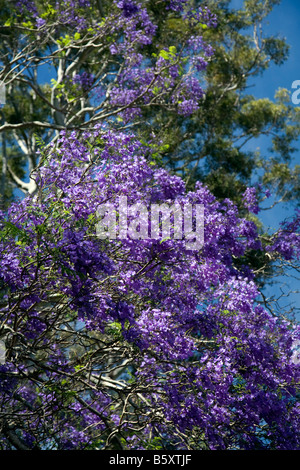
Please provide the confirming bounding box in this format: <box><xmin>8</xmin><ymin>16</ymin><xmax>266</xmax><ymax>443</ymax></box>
<box><xmin>0</xmin><ymin>128</ymin><xmax>299</xmax><ymax>450</ymax></box>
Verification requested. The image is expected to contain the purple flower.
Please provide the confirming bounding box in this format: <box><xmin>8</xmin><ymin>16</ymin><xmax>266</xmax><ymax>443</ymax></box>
<box><xmin>35</xmin><ymin>17</ymin><xmax>46</xmax><ymax>28</ymax></box>
<box><xmin>16</xmin><ymin>0</ymin><xmax>38</xmax><ymax>15</ymax></box>
<box><xmin>117</xmin><ymin>0</ymin><xmax>139</xmax><ymax>17</ymax></box>
<box><xmin>242</xmin><ymin>187</ymin><xmax>260</xmax><ymax>214</ymax></box>
<box><xmin>72</xmin><ymin>71</ymin><xmax>94</xmax><ymax>92</ymax></box>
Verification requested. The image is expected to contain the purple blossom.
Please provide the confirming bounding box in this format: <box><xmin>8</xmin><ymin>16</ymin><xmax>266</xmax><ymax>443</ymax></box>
<box><xmin>72</xmin><ymin>71</ymin><xmax>94</xmax><ymax>91</ymax></box>
<box><xmin>177</xmin><ymin>99</ymin><xmax>200</xmax><ymax>116</ymax></box>
<box><xmin>35</xmin><ymin>17</ymin><xmax>46</xmax><ymax>28</ymax></box>
<box><xmin>117</xmin><ymin>0</ymin><xmax>139</xmax><ymax>17</ymax></box>
<box><xmin>16</xmin><ymin>0</ymin><xmax>38</xmax><ymax>15</ymax></box>
<box><xmin>165</xmin><ymin>0</ymin><xmax>187</xmax><ymax>12</ymax></box>
<box><xmin>266</xmin><ymin>210</ymin><xmax>300</xmax><ymax>260</ymax></box>
<box><xmin>242</xmin><ymin>187</ymin><xmax>260</xmax><ymax>214</ymax></box>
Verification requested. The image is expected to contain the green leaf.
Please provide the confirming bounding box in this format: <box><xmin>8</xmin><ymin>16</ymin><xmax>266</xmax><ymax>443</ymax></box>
<box><xmin>159</xmin><ymin>50</ymin><xmax>170</xmax><ymax>60</ymax></box>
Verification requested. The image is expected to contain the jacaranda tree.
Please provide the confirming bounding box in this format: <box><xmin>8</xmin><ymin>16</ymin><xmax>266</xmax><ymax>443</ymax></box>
<box><xmin>0</xmin><ymin>0</ymin><xmax>299</xmax><ymax>450</ymax></box>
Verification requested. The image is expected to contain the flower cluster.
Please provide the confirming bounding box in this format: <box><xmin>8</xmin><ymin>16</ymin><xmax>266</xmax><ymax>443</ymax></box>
<box><xmin>266</xmin><ymin>210</ymin><xmax>300</xmax><ymax>260</ymax></box>
<box><xmin>242</xmin><ymin>187</ymin><xmax>260</xmax><ymax>214</ymax></box>
<box><xmin>72</xmin><ymin>72</ymin><xmax>95</xmax><ymax>92</ymax></box>
<box><xmin>16</xmin><ymin>0</ymin><xmax>38</xmax><ymax>15</ymax></box>
<box><xmin>117</xmin><ymin>0</ymin><xmax>139</xmax><ymax>17</ymax></box>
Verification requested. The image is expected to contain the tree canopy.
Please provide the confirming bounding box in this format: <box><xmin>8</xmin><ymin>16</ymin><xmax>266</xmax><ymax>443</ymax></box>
<box><xmin>0</xmin><ymin>0</ymin><xmax>299</xmax><ymax>451</ymax></box>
